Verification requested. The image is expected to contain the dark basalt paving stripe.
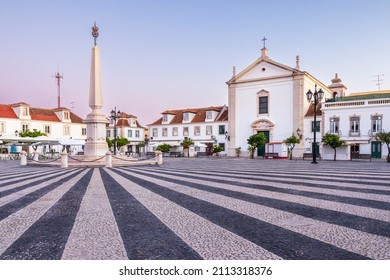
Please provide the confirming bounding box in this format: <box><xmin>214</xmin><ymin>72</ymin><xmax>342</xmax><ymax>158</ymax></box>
<box><xmin>0</xmin><ymin>169</ymin><xmax>74</xmax><ymax>197</ymax></box>
<box><xmin>111</xmin><ymin>168</ymin><xmax>368</xmax><ymax>260</ymax></box>
<box><xmin>152</xmin><ymin>167</ymin><xmax>390</xmax><ymax>188</ymax></box>
<box><xmin>99</xmin><ymin>168</ymin><xmax>202</xmax><ymax>260</ymax></box>
<box><xmin>0</xmin><ymin>169</ymin><xmax>85</xmax><ymax>221</ymax></box>
<box><xmin>146</xmin><ymin>167</ymin><xmax>390</xmax><ymax>196</ymax></box>
<box><xmin>0</xmin><ymin>169</ymin><xmax>93</xmax><ymax>260</ymax></box>
<box><xmin>122</xmin><ymin>168</ymin><xmax>390</xmax><ymax>238</ymax></box>
<box><xmin>138</xmin><ymin>168</ymin><xmax>390</xmax><ymax>210</ymax></box>
<box><xmin>0</xmin><ymin>169</ymin><xmax>65</xmax><ymax>188</ymax></box>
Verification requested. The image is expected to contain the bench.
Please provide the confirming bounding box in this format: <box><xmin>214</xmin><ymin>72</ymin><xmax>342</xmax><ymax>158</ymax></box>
<box><xmin>169</xmin><ymin>152</ymin><xmax>182</xmax><ymax>157</ymax></box>
<box><xmin>196</xmin><ymin>152</ymin><xmax>209</xmax><ymax>157</ymax></box>
<box><xmin>263</xmin><ymin>153</ymin><xmax>279</xmax><ymax>159</ymax></box>
<box><xmin>303</xmin><ymin>153</ymin><xmax>321</xmax><ymax>160</ymax></box>
<box><xmin>351</xmin><ymin>154</ymin><xmax>371</xmax><ymax>161</ymax></box>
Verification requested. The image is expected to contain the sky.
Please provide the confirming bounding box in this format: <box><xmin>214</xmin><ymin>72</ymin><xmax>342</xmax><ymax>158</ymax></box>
<box><xmin>1</xmin><ymin>0</ymin><xmax>390</xmax><ymax>125</ymax></box>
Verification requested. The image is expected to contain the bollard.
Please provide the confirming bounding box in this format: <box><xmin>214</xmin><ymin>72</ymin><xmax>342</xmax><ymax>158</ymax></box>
<box><xmin>33</xmin><ymin>151</ymin><xmax>39</xmax><ymax>162</ymax></box>
<box><xmin>106</xmin><ymin>151</ymin><xmax>112</xmax><ymax>167</ymax></box>
<box><xmin>20</xmin><ymin>151</ymin><xmax>27</xmax><ymax>166</ymax></box>
<box><xmin>155</xmin><ymin>150</ymin><xmax>163</xmax><ymax>165</ymax></box>
<box><xmin>61</xmin><ymin>151</ymin><xmax>68</xmax><ymax>168</ymax></box>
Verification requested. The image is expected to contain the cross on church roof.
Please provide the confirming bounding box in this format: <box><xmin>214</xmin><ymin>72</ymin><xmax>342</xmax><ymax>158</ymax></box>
<box><xmin>262</xmin><ymin>37</ymin><xmax>267</xmax><ymax>49</ymax></box>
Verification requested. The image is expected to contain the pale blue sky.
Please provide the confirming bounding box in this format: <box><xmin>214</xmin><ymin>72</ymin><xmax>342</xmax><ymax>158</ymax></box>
<box><xmin>1</xmin><ymin>0</ymin><xmax>389</xmax><ymax>125</ymax></box>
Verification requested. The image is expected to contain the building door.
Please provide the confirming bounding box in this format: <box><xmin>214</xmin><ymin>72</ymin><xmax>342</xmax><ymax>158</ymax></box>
<box><xmin>371</xmin><ymin>141</ymin><xmax>382</xmax><ymax>158</ymax></box>
<box><xmin>257</xmin><ymin>131</ymin><xmax>269</xmax><ymax>157</ymax></box>
<box><xmin>351</xmin><ymin>144</ymin><xmax>360</xmax><ymax>159</ymax></box>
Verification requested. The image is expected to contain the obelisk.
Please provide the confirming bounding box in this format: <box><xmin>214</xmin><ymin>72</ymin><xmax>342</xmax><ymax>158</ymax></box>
<box><xmin>83</xmin><ymin>23</ymin><xmax>109</xmax><ymax>156</ymax></box>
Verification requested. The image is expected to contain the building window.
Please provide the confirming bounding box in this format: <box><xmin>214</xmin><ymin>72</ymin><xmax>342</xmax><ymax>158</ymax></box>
<box><xmin>330</xmin><ymin>118</ymin><xmax>339</xmax><ymax>134</ymax></box>
<box><xmin>44</xmin><ymin>125</ymin><xmax>51</xmax><ymax>134</ymax></box>
<box><xmin>183</xmin><ymin>127</ymin><xmax>189</xmax><ymax>136</ymax></box>
<box><xmin>21</xmin><ymin>123</ymin><xmax>29</xmax><ymax>132</ymax></box>
<box><xmin>64</xmin><ymin>112</ymin><xmax>70</xmax><ymax>120</ymax></box>
<box><xmin>152</xmin><ymin>128</ymin><xmax>158</xmax><ymax>137</ymax></box>
<box><xmin>128</xmin><ymin>129</ymin><xmax>133</xmax><ymax>138</ymax></box>
<box><xmin>106</xmin><ymin>130</ymin><xmax>111</xmax><ymax>138</ymax></box>
<box><xmin>162</xmin><ymin>115</ymin><xmax>168</xmax><ymax>122</ymax></box>
<box><xmin>183</xmin><ymin>113</ymin><xmax>189</xmax><ymax>121</ymax></box>
<box><xmin>82</xmin><ymin>128</ymin><xmax>87</xmax><ymax>136</ymax></box>
<box><xmin>22</xmin><ymin>107</ymin><xmax>29</xmax><ymax>116</ymax></box>
<box><xmin>194</xmin><ymin>126</ymin><xmax>200</xmax><ymax>136</ymax></box>
<box><xmin>372</xmin><ymin>115</ymin><xmax>382</xmax><ymax>133</ymax></box>
<box><xmin>172</xmin><ymin>127</ymin><xmax>178</xmax><ymax>136</ymax></box>
<box><xmin>350</xmin><ymin>116</ymin><xmax>360</xmax><ymax>136</ymax></box>
<box><xmin>64</xmin><ymin>125</ymin><xmax>70</xmax><ymax>136</ymax></box>
<box><xmin>218</xmin><ymin>125</ymin><xmax>225</xmax><ymax>135</ymax></box>
<box><xmin>135</xmin><ymin>130</ymin><xmax>140</xmax><ymax>138</ymax></box>
<box><xmin>311</xmin><ymin>121</ymin><xmax>320</xmax><ymax>132</ymax></box>
<box><xmin>162</xmin><ymin>128</ymin><xmax>168</xmax><ymax>137</ymax></box>
<box><xmin>206</xmin><ymin>111</ymin><xmax>213</xmax><ymax>120</ymax></box>
<box><xmin>259</xmin><ymin>96</ymin><xmax>269</xmax><ymax>114</ymax></box>
<box><xmin>0</xmin><ymin>122</ymin><xmax>5</xmax><ymax>134</ymax></box>
<box><xmin>206</xmin><ymin>125</ymin><xmax>212</xmax><ymax>135</ymax></box>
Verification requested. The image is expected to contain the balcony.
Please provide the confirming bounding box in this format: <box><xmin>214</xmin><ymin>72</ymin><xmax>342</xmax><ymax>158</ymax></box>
<box><xmin>349</xmin><ymin>130</ymin><xmax>360</xmax><ymax>137</ymax></box>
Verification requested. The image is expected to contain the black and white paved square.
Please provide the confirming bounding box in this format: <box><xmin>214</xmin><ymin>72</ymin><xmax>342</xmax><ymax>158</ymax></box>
<box><xmin>0</xmin><ymin>158</ymin><xmax>389</xmax><ymax>260</ymax></box>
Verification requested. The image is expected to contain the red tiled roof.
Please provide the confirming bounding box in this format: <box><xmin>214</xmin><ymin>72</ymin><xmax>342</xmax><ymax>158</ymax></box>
<box><xmin>30</xmin><ymin>108</ymin><xmax>60</xmax><ymax>122</ymax></box>
<box><xmin>216</xmin><ymin>110</ymin><xmax>228</xmax><ymax>122</ymax></box>
<box><xmin>0</xmin><ymin>104</ymin><xmax>18</xmax><ymax>119</ymax></box>
<box><xmin>149</xmin><ymin>106</ymin><xmax>227</xmax><ymax>125</ymax></box>
<box><xmin>119</xmin><ymin>112</ymin><xmax>137</xmax><ymax>119</ymax></box>
<box><xmin>305</xmin><ymin>103</ymin><xmax>322</xmax><ymax>117</ymax></box>
<box><xmin>117</xmin><ymin>119</ymin><xmax>130</xmax><ymax>127</ymax></box>
<box><xmin>70</xmin><ymin>112</ymin><xmax>83</xmax><ymax>124</ymax></box>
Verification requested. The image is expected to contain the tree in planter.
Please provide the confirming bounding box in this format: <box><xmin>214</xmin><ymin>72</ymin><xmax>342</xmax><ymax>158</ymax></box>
<box><xmin>180</xmin><ymin>137</ymin><xmax>194</xmax><ymax>157</ymax></box>
<box><xmin>247</xmin><ymin>133</ymin><xmax>267</xmax><ymax>159</ymax></box>
<box><xmin>156</xmin><ymin>143</ymin><xmax>171</xmax><ymax>154</ymax></box>
<box><xmin>284</xmin><ymin>134</ymin><xmax>301</xmax><ymax>160</ymax></box>
<box><xmin>322</xmin><ymin>133</ymin><xmax>346</xmax><ymax>161</ymax></box>
<box><xmin>18</xmin><ymin>129</ymin><xmax>47</xmax><ymax>138</ymax></box>
<box><xmin>137</xmin><ymin>141</ymin><xmax>146</xmax><ymax>155</ymax></box>
<box><xmin>106</xmin><ymin>137</ymin><xmax>113</xmax><ymax>148</ymax></box>
<box><xmin>212</xmin><ymin>145</ymin><xmax>223</xmax><ymax>156</ymax></box>
<box><xmin>112</xmin><ymin>136</ymin><xmax>129</xmax><ymax>153</ymax></box>
<box><xmin>235</xmin><ymin>147</ymin><xmax>241</xmax><ymax>157</ymax></box>
<box><xmin>376</xmin><ymin>131</ymin><xmax>390</xmax><ymax>162</ymax></box>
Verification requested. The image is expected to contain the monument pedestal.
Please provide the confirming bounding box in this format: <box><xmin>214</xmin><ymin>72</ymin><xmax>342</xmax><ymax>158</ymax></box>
<box><xmin>84</xmin><ymin>110</ymin><xmax>108</xmax><ymax>157</ymax></box>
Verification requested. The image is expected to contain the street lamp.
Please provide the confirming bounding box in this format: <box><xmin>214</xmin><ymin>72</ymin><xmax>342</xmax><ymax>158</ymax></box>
<box><xmin>306</xmin><ymin>84</ymin><xmax>324</xmax><ymax>164</ymax></box>
<box><xmin>110</xmin><ymin>107</ymin><xmax>121</xmax><ymax>155</ymax></box>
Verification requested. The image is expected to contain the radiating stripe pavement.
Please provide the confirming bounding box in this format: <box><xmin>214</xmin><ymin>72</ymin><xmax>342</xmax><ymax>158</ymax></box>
<box><xmin>0</xmin><ymin>159</ymin><xmax>389</xmax><ymax>260</ymax></box>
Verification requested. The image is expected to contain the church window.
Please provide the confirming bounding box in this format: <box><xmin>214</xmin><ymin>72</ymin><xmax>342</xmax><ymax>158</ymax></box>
<box><xmin>64</xmin><ymin>112</ymin><xmax>70</xmax><ymax>120</ymax></box>
<box><xmin>106</xmin><ymin>130</ymin><xmax>111</xmax><ymax>138</ymax></box>
<box><xmin>21</xmin><ymin>123</ymin><xmax>29</xmax><ymax>132</ymax></box>
<box><xmin>64</xmin><ymin>125</ymin><xmax>71</xmax><ymax>136</ymax></box>
<box><xmin>259</xmin><ymin>96</ymin><xmax>268</xmax><ymax>114</ymax></box>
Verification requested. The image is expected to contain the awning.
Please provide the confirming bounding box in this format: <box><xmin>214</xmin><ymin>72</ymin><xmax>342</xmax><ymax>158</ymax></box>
<box><xmin>59</xmin><ymin>138</ymin><xmax>85</xmax><ymax>145</ymax></box>
<box><xmin>194</xmin><ymin>142</ymin><xmax>207</xmax><ymax>147</ymax></box>
<box><xmin>344</xmin><ymin>140</ymin><xmax>370</xmax><ymax>144</ymax></box>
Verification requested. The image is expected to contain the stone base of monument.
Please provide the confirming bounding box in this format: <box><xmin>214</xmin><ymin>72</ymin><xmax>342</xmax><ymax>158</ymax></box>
<box><xmin>27</xmin><ymin>154</ymin><xmax>158</xmax><ymax>168</ymax></box>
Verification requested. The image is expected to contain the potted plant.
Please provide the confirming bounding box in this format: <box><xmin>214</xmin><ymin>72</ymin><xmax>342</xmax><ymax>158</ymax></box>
<box><xmin>180</xmin><ymin>137</ymin><xmax>194</xmax><ymax>157</ymax></box>
<box><xmin>235</xmin><ymin>147</ymin><xmax>241</xmax><ymax>157</ymax></box>
<box><xmin>212</xmin><ymin>145</ymin><xmax>223</xmax><ymax>156</ymax></box>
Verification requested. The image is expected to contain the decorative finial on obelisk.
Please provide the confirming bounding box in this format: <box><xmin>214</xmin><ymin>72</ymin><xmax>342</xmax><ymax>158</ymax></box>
<box><xmin>92</xmin><ymin>22</ymin><xmax>99</xmax><ymax>46</ymax></box>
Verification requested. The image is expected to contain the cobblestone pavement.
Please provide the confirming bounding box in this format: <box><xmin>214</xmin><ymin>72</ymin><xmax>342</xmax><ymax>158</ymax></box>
<box><xmin>0</xmin><ymin>158</ymin><xmax>389</xmax><ymax>260</ymax></box>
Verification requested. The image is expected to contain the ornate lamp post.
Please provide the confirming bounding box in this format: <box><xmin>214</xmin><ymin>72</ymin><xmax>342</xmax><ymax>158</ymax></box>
<box><xmin>110</xmin><ymin>107</ymin><xmax>121</xmax><ymax>155</ymax></box>
<box><xmin>306</xmin><ymin>85</ymin><xmax>324</xmax><ymax>164</ymax></box>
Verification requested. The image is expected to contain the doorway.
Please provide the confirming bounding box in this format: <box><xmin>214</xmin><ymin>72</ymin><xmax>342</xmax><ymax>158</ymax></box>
<box><xmin>371</xmin><ymin>141</ymin><xmax>382</xmax><ymax>158</ymax></box>
<box><xmin>257</xmin><ymin>131</ymin><xmax>269</xmax><ymax>157</ymax></box>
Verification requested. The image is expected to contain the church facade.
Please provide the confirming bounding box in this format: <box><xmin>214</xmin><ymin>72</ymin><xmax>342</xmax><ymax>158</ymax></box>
<box><xmin>226</xmin><ymin>47</ymin><xmax>333</xmax><ymax>157</ymax></box>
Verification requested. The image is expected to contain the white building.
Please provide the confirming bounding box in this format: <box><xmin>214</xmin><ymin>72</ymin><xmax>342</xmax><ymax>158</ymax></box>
<box><xmin>0</xmin><ymin>102</ymin><xmax>86</xmax><ymax>155</ymax></box>
<box><xmin>321</xmin><ymin>90</ymin><xmax>390</xmax><ymax>160</ymax></box>
<box><xmin>227</xmin><ymin>47</ymin><xmax>332</xmax><ymax>157</ymax></box>
<box><xmin>106</xmin><ymin>112</ymin><xmax>146</xmax><ymax>154</ymax></box>
<box><xmin>148</xmin><ymin>105</ymin><xmax>228</xmax><ymax>156</ymax></box>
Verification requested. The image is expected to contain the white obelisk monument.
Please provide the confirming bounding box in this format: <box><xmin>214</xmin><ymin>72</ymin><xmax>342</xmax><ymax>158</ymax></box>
<box><xmin>83</xmin><ymin>23</ymin><xmax>109</xmax><ymax>156</ymax></box>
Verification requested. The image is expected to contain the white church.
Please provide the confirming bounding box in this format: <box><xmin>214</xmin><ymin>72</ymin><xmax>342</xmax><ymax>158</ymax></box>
<box><xmin>227</xmin><ymin>45</ymin><xmax>333</xmax><ymax>158</ymax></box>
